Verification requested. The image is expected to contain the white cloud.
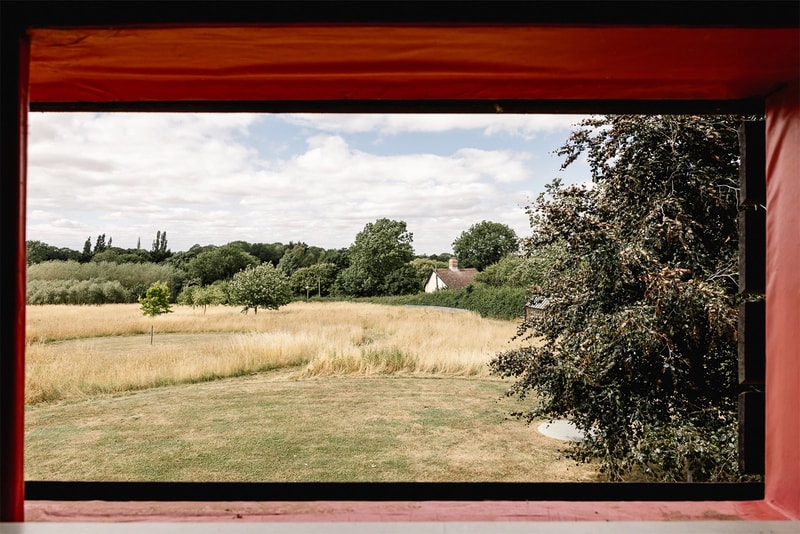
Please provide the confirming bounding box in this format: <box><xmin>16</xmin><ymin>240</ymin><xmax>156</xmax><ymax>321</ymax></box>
<box><xmin>26</xmin><ymin>113</ymin><xmax>573</xmax><ymax>254</ymax></box>
<box><xmin>236</xmin><ymin>134</ymin><xmax>536</xmax><ymax>252</ymax></box>
<box><xmin>285</xmin><ymin>113</ymin><xmax>585</xmax><ymax>138</ymax></box>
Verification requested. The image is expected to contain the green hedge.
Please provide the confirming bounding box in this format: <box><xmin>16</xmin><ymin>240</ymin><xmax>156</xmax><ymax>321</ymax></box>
<box><xmin>365</xmin><ymin>285</ymin><xmax>529</xmax><ymax>320</ymax></box>
<box><xmin>27</xmin><ymin>279</ymin><xmax>130</xmax><ymax>305</ymax></box>
<box><xmin>27</xmin><ymin>260</ymin><xmax>184</xmax><ymax>303</ymax></box>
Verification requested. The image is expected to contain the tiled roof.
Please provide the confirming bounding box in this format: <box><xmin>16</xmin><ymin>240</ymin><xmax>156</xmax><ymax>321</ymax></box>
<box><xmin>433</xmin><ymin>268</ymin><xmax>478</xmax><ymax>289</ymax></box>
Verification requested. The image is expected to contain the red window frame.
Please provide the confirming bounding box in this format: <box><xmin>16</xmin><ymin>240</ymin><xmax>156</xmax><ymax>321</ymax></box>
<box><xmin>3</xmin><ymin>1</ymin><xmax>799</xmax><ymax>523</ymax></box>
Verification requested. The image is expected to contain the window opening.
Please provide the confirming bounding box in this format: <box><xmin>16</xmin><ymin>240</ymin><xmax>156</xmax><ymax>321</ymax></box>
<box><xmin>23</xmin><ymin>112</ymin><xmax>763</xmax><ymax>500</ymax></box>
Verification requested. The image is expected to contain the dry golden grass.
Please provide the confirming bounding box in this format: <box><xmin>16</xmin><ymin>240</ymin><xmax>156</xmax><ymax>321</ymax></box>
<box><xmin>26</xmin><ymin>302</ymin><xmax>524</xmax><ymax>404</ymax></box>
<box><xmin>25</xmin><ymin>302</ymin><xmax>596</xmax><ymax>482</ymax></box>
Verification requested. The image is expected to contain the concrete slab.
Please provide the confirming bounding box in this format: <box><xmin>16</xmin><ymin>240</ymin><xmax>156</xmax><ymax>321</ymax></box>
<box><xmin>537</xmin><ymin>420</ymin><xmax>586</xmax><ymax>442</ymax></box>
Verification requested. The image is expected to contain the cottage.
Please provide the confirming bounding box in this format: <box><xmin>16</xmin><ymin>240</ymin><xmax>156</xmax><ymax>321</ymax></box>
<box><xmin>424</xmin><ymin>258</ymin><xmax>478</xmax><ymax>293</ymax></box>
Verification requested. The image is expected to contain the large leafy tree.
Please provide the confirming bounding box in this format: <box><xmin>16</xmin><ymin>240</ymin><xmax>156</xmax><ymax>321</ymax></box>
<box><xmin>228</xmin><ymin>263</ymin><xmax>292</xmax><ymax>314</ymax></box>
<box><xmin>26</xmin><ymin>240</ymin><xmax>80</xmax><ymax>265</ymax></box>
<box><xmin>452</xmin><ymin>220</ymin><xmax>519</xmax><ymax>271</ymax></box>
<box><xmin>186</xmin><ymin>244</ymin><xmax>260</xmax><ymax>286</ymax></box>
<box><xmin>244</xmin><ymin>242</ymin><xmax>288</xmax><ymax>266</ymax></box>
<box><xmin>490</xmin><ymin>115</ymin><xmax>748</xmax><ymax>482</ymax></box>
<box><xmin>337</xmin><ymin>218</ymin><xmax>414</xmax><ymax>297</ymax></box>
<box><xmin>80</xmin><ymin>237</ymin><xmax>93</xmax><ymax>262</ymax></box>
<box><xmin>149</xmin><ymin>230</ymin><xmax>171</xmax><ymax>263</ymax></box>
<box><xmin>277</xmin><ymin>242</ymin><xmax>326</xmax><ymax>276</ymax></box>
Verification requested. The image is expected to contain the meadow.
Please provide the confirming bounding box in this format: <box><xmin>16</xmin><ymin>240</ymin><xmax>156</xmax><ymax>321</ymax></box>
<box><xmin>25</xmin><ymin>302</ymin><xmax>597</xmax><ymax>481</ymax></box>
<box><xmin>26</xmin><ymin>302</ymin><xmax>525</xmax><ymax>403</ymax></box>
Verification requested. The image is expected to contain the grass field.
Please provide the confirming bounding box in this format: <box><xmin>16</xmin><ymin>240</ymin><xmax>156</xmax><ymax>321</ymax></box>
<box><xmin>26</xmin><ymin>302</ymin><xmax>524</xmax><ymax>404</ymax></box>
<box><xmin>25</xmin><ymin>302</ymin><xmax>597</xmax><ymax>482</ymax></box>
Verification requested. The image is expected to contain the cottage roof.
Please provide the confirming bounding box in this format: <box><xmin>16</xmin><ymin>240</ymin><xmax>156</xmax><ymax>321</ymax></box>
<box><xmin>433</xmin><ymin>267</ymin><xmax>478</xmax><ymax>289</ymax></box>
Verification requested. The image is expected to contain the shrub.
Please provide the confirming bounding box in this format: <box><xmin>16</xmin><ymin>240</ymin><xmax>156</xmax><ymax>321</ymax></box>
<box><xmin>366</xmin><ymin>285</ymin><xmax>529</xmax><ymax>321</ymax></box>
<box><xmin>27</xmin><ymin>260</ymin><xmax>183</xmax><ymax>303</ymax></box>
<box><xmin>26</xmin><ymin>279</ymin><xmax>129</xmax><ymax>305</ymax></box>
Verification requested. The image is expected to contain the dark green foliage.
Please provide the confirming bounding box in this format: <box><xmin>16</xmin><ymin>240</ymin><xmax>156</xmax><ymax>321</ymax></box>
<box><xmin>26</xmin><ymin>240</ymin><xmax>80</xmax><ymax>265</ymax></box>
<box><xmin>185</xmin><ymin>244</ymin><xmax>260</xmax><ymax>286</ymax></box>
<box><xmin>321</xmin><ymin>247</ymin><xmax>350</xmax><ymax>271</ymax></box>
<box><xmin>162</xmin><ymin>244</ymin><xmax>210</xmax><ymax>273</ymax></box>
<box><xmin>238</xmin><ymin>242</ymin><xmax>287</xmax><ymax>266</ymax></box>
<box><xmin>336</xmin><ymin>218</ymin><xmax>415</xmax><ymax>297</ymax></box>
<box><xmin>289</xmin><ymin>262</ymin><xmax>339</xmax><ymax>297</ymax></box>
<box><xmin>452</xmin><ymin>220</ymin><xmax>519</xmax><ymax>271</ymax></box>
<box><xmin>81</xmin><ymin>237</ymin><xmax>93</xmax><ymax>262</ymax></box>
<box><xmin>139</xmin><ymin>281</ymin><xmax>173</xmax><ymax>317</ymax></box>
<box><xmin>277</xmin><ymin>242</ymin><xmax>326</xmax><ymax>276</ymax></box>
<box><xmin>149</xmin><ymin>230</ymin><xmax>171</xmax><ymax>263</ymax></box>
<box><xmin>93</xmin><ymin>234</ymin><xmax>108</xmax><ymax>254</ymax></box>
<box><xmin>380</xmin><ymin>264</ymin><xmax>420</xmax><ymax>296</ymax></box>
<box><xmin>490</xmin><ymin>115</ymin><xmax>749</xmax><ymax>482</ymax></box>
<box><xmin>368</xmin><ymin>285</ymin><xmax>529</xmax><ymax>321</ymax></box>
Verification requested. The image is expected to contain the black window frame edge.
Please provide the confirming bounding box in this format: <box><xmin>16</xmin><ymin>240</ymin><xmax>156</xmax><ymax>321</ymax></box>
<box><xmin>25</xmin><ymin>481</ymin><xmax>764</xmax><ymax>502</ymax></box>
<box><xmin>8</xmin><ymin>0</ymin><xmax>800</xmax><ymax>28</ymax></box>
<box><xmin>30</xmin><ymin>100</ymin><xmax>765</xmax><ymax>115</ymax></box>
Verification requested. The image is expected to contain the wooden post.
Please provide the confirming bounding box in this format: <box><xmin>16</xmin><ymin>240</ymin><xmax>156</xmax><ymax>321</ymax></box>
<box><xmin>738</xmin><ymin>391</ymin><xmax>766</xmax><ymax>475</ymax></box>
<box><xmin>738</xmin><ymin>301</ymin><xmax>765</xmax><ymax>385</ymax></box>
<box><xmin>736</xmin><ymin>120</ymin><xmax>766</xmax><ymax>476</ymax></box>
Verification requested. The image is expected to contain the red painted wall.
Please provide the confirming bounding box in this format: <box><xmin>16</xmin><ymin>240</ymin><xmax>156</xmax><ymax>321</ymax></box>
<box><xmin>765</xmin><ymin>80</ymin><xmax>800</xmax><ymax>520</ymax></box>
<box><xmin>2</xmin><ymin>7</ymin><xmax>799</xmax><ymax>521</ymax></box>
<box><xmin>26</xmin><ymin>26</ymin><xmax>800</xmax><ymax>104</ymax></box>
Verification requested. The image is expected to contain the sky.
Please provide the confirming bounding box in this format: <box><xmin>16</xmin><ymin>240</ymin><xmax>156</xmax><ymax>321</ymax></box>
<box><xmin>27</xmin><ymin>113</ymin><xmax>591</xmax><ymax>256</ymax></box>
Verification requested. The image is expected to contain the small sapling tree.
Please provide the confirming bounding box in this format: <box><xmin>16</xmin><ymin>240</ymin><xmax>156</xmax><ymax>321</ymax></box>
<box><xmin>193</xmin><ymin>284</ymin><xmax>226</xmax><ymax>313</ymax></box>
<box><xmin>139</xmin><ymin>280</ymin><xmax>173</xmax><ymax>317</ymax></box>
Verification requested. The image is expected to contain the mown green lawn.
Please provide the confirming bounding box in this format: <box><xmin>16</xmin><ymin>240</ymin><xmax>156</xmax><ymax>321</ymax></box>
<box><xmin>26</xmin><ymin>372</ymin><xmax>597</xmax><ymax>482</ymax></box>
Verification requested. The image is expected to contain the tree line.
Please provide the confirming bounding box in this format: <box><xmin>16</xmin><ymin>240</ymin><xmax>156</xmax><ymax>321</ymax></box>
<box><xmin>26</xmin><ymin>218</ymin><xmax>523</xmax><ymax>308</ymax></box>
